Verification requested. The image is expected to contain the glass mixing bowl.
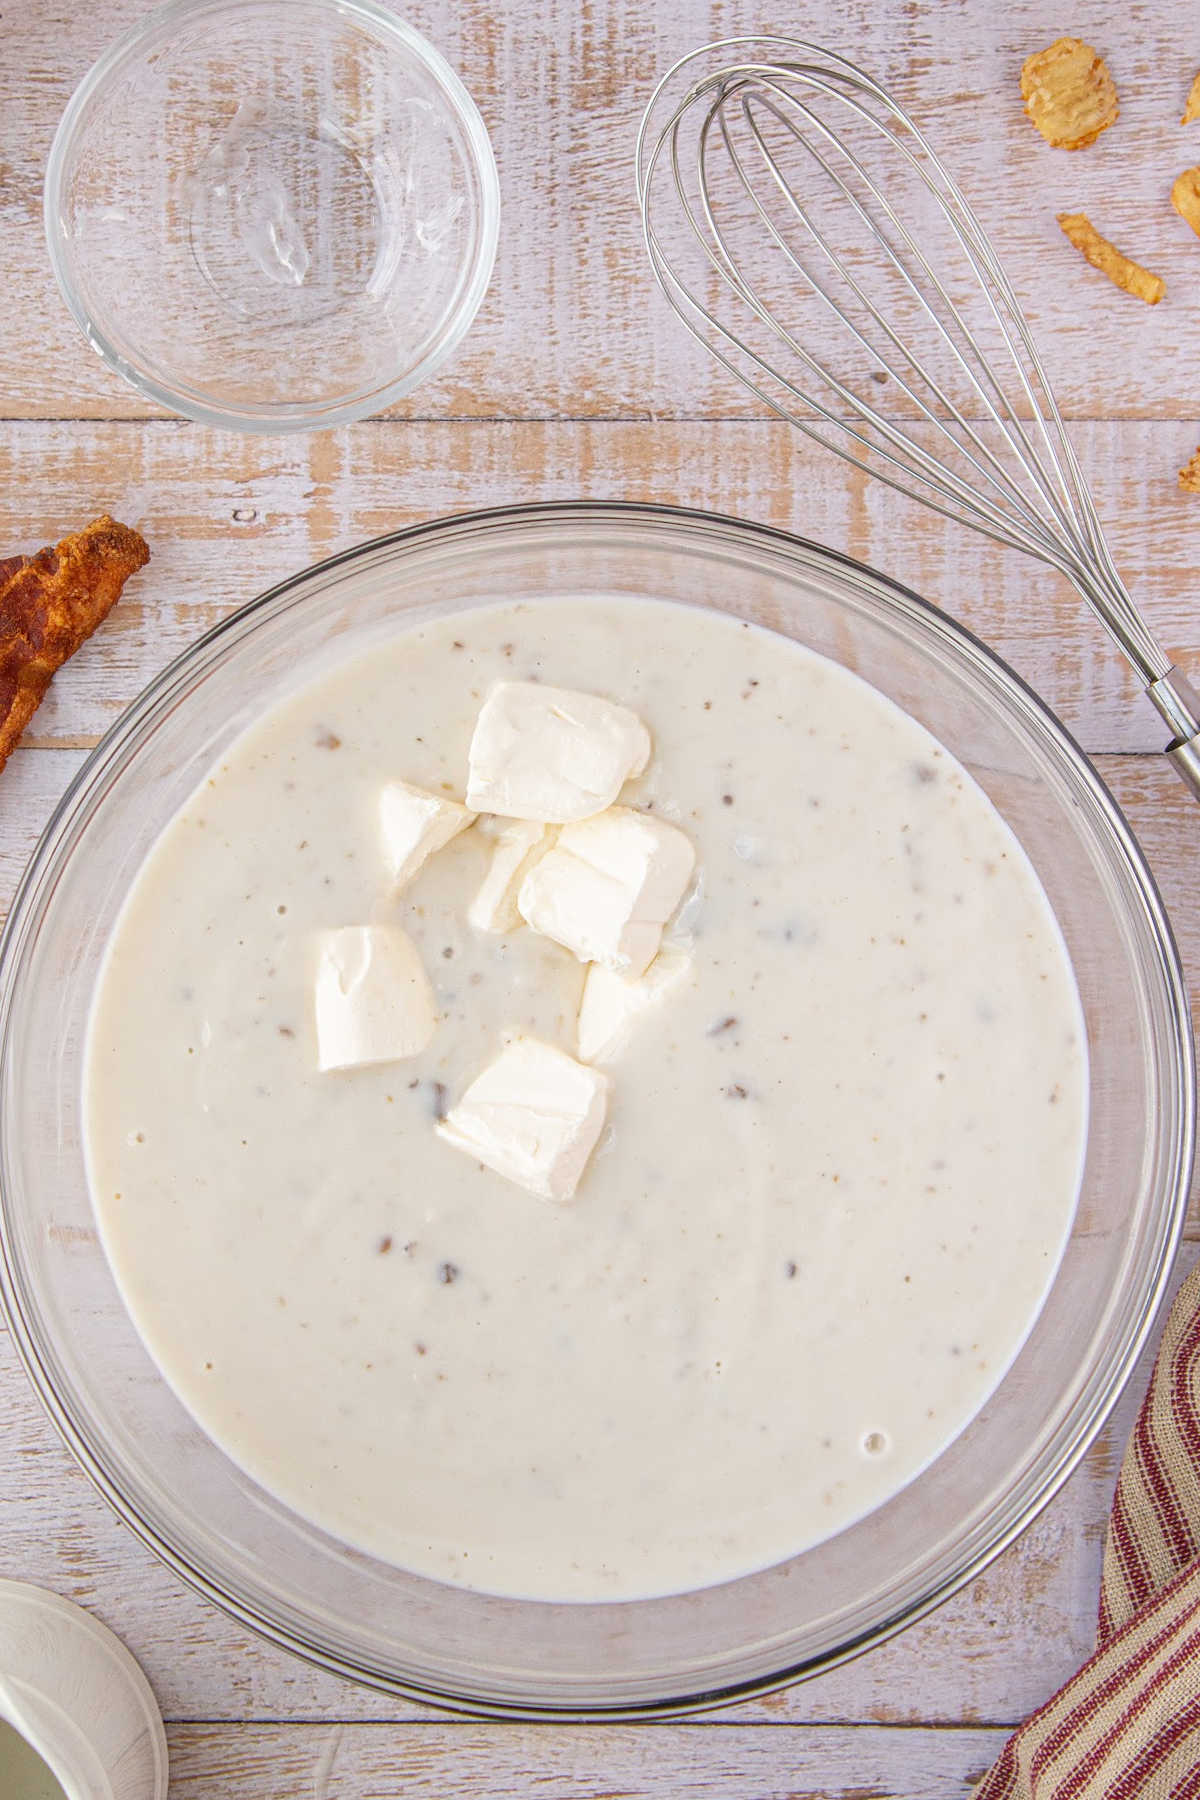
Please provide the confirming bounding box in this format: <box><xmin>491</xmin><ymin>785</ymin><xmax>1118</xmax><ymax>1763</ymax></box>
<box><xmin>44</xmin><ymin>0</ymin><xmax>500</xmax><ymax>431</ymax></box>
<box><xmin>0</xmin><ymin>504</ymin><xmax>1191</xmax><ymax>1716</ymax></box>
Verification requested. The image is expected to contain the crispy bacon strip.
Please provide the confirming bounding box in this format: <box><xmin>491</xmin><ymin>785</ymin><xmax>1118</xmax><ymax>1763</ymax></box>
<box><xmin>0</xmin><ymin>515</ymin><xmax>149</xmax><ymax>772</ymax></box>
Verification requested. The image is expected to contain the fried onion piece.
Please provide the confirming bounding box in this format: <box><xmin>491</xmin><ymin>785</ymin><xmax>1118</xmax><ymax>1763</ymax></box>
<box><xmin>1021</xmin><ymin>37</ymin><xmax>1119</xmax><ymax>149</ymax></box>
<box><xmin>1180</xmin><ymin>449</ymin><xmax>1200</xmax><ymax>494</ymax></box>
<box><xmin>1183</xmin><ymin>73</ymin><xmax>1200</xmax><ymax>126</ymax></box>
<box><xmin>0</xmin><ymin>516</ymin><xmax>149</xmax><ymax>772</ymax></box>
<box><xmin>1171</xmin><ymin>166</ymin><xmax>1200</xmax><ymax>240</ymax></box>
<box><xmin>1056</xmin><ymin>212</ymin><xmax>1165</xmax><ymax>304</ymax></box>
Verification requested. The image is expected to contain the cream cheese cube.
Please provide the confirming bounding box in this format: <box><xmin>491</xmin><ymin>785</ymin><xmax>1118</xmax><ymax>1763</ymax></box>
<box><xmin>517</xmin><ymin>806</ymin><xmax>695</xmax><ymax>977</ymax></box>
<box><xmin>379</xmin><ymin>781</ymin><xmax>475</xmax><ymax>889</ymax></box>
<box><xmin>436</xmin><ymin>1038</ymin><xmax>610</xmax><ymax>1202</ymax></box>
<box><xmin>314</xmin><ymin>926</ymin><xmax>437</xmax><ymax>1071</ymax></box>
<box><xmin>467</xmin><ymin>818</ymin><xmax>554</xmax><ymax>934</ymax></box>
<box><xmin>466</xmin><ymin>682</ymin><xmax>651</xmax><ymax>823</ymax></box>
<box><xmin>577</xmin><ymin>943</ymin><xmax>692</xmax><ymax>1063</ymax></box>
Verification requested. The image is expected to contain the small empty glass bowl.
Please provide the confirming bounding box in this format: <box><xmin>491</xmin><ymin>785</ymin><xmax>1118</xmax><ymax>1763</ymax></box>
<box><xmin>44</xmin><ymin>0</ymin><xmax>500</xmax><ymax>431</ymax></box>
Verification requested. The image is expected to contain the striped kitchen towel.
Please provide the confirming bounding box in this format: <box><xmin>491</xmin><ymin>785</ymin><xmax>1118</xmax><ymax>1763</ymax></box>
<box><xmin>977</xmin><ymin>1263</ymin><xmax>1200</xmax><ymax>1798</ymax></box>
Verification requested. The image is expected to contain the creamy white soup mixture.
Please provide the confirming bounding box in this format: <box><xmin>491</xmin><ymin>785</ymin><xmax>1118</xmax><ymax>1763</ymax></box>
<box><xmin>84</xmin><ymin>595</ymin><xmax>1087</xmax><ymax>1601</ymax></box>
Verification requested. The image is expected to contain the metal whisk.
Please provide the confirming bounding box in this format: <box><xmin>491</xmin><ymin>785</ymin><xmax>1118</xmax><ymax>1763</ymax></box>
<box><xmin>636</xmin><ymin>37</ymin><xmax>1200</xmax><ymax>800</ymax></box>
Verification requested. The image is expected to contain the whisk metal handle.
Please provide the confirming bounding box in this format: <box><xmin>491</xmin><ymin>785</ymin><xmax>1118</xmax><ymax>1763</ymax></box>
<box><xmin>1149</xmin><ymin>669</ymin><xmax>1200</xmax><ymax>803</ymax></box>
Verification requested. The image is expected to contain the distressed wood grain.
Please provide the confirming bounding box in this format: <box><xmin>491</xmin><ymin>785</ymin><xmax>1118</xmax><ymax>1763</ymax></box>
<box><xmin>2</xmin><ymin>417</ymin><xmax>1200</xmax><ymax>753</ymax></box>
<box><xmin>2</xmin><ymin>0</ymin><xmax>1199</xmax><ymax>422</ymax></box>
<box><xmin>158</xmin><ymin>1720</ymin><xmax>1009</xmax><ymax>1798</ymax></box>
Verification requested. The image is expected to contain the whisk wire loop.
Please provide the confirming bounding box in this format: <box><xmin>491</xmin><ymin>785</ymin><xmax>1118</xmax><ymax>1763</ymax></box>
<box><xmin>653</xmin><ymin>119</ymin><xmax>1093</xmax><ymax>588</ymax></box>
<box><xmin>718</xmin><ymin>84</ymin><xmax>1072</xmax><ymax>552</ymax></box>
<box><xmin>663</xmin><ymin>104</ymin><xmax>1053</xmax><ymax>558</ymax></box>
<box><xmin>637</xmin><ymin>38</ymin><xmax>1178</xmax><ymax>698</ymax></box>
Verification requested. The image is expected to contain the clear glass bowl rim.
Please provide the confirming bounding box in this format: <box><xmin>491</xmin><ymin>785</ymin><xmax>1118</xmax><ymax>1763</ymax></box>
<box><xmin>0</xmin><ymin>500</ymin><xmax>1192</xmax><ymax>1718</ymax></box>
<box><xmin>42</xmin><ymin>0</ymin><xmax>502</xmax><ymax>432</ymax></box>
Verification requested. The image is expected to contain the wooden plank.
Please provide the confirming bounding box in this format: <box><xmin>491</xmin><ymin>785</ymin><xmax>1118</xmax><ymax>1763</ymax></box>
<box><xmin>0</xmin><ymin>747</ymin><xmax>86</xmax><ymax>903</ymax></box>
<box><xmin>1</xmin><ymin>418</ymin><xmax>1199</xmax><ymax>753</ymax></box>
<box><xmin>159</xmin><ymin>1721</ymin><xmax>1009</xmax><ymax>1798</ymax></box>
<box><xmin>5</xmin><ymin>0</ymin><xmax>1199</xmax><ymax>422</ymax></box>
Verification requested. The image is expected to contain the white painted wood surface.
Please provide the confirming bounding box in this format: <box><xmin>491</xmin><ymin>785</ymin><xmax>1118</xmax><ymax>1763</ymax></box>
<box><xmin>3</xmin><ymin>0</ymin><xmax>1200</xmax><ymax>1794</ymax></box>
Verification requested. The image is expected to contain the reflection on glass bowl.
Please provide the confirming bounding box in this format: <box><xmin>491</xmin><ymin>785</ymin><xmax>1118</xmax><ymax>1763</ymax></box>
<box><xmin>0</xmin><ymin>504</ymin><xmax>1191</xmax><ymax>1717</ymax></box>
<box><xmin>44</xmin><ymin>0</ymin><xmax>500</xmax><ymax>431</ymax></box>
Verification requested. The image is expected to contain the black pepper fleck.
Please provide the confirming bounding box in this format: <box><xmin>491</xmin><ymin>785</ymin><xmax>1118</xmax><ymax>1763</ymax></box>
<box><xmin>438</xmin><ymin>1261</ymin><xmax>460</xmax><ymax>1285</ymax></box>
